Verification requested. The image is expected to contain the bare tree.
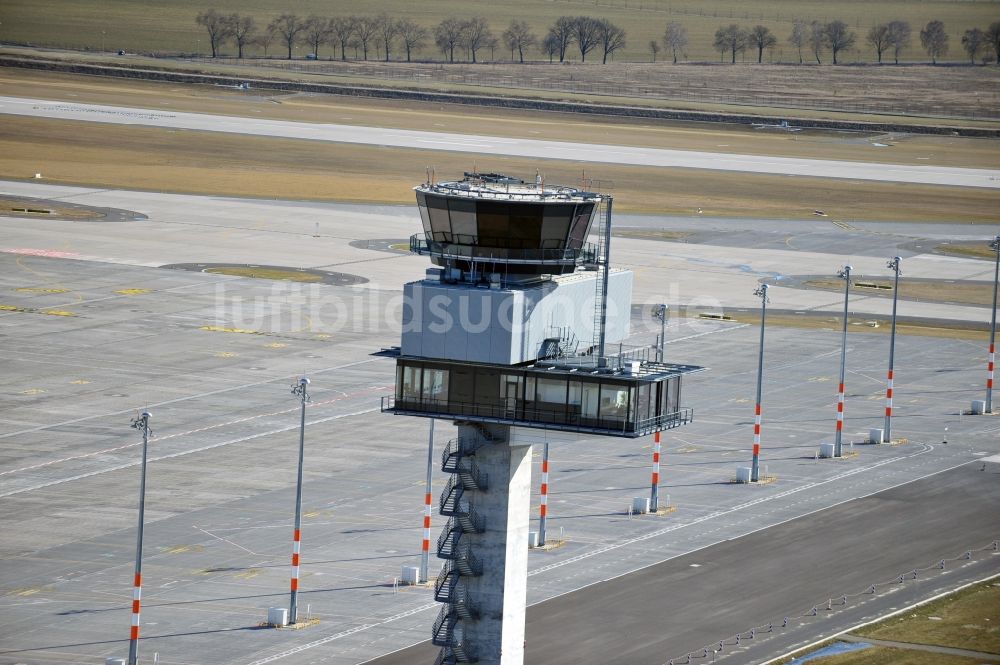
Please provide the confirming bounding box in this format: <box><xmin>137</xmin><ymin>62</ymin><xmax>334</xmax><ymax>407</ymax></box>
<box><xmin>269</xmin><ymin>14</ymin><xmax>306</xmax><ymax>60</ymax></box>
<box><xmin>542</xmin><ymin>31</ymin><xmax>560</xmax><ymax>63</ymax></box>
<box><xmin>749</xmin><ymin>25</ymin><xmax>776</xmax><ymax>63</ymax></box>
<box><xmin>985</xmin><ymin>21</ymin><xmax>1000</xmax><ymax>65</ymax></box>
<box><xmin>809</xmin><ymin>20</ymin><xmax>826</xmax><ymax>64</ymax></box>
<box><xmin>886</xmin><ymin>20</ymin><xmax>912</xmax><ymax>64</ymax></box>
<box><xmin>824</xmin><ymin>20</ymin><xmax>855</xmax><ymax>64</ymax></box>
<box><xmin>962</xmin><ymin>27</ymin><xmax>987</xmax><ymax>64</ymax></box>
<box><xmin>461</xmin><ymin>17</ymin><xmax>493</xmax><ymax>63</ymax></box>
<box><xmin>303</xmin><ymin>16</ymin><xmax>332</xmax><ymax>59</ymax></box>
<box><xmin>226</xmin><ymin>14</ymin><xmax>256</xmax><ymax>59</ymax></box>
<box><xmin>329</xmin><ymin>17</ymin><xmax>357</xmax><ymax>61</ymax></box>
<box><xmin>986</xmin><ymin>21</ymin><xmax>1000</xmax><ymax>64</ymax></box>
<box><xmin>663</xmin><ymin>21</ymin><xmax>688</xmax><ymax>64</ymax></box>
<box><xmin>196</xmin><ymin>9</ymin><xmax>233</xmax><ymax>58</ymax></box>
<box><xmin>503</xmin><ymin>20</ymin><xmax>535</xmax><ymax>63</ymax></box>
<box><xmin>920</xmin><ymin>20</ymin><xmax>949</xmax><ymax>64</ymax></box>
<box><xmin>788</xmin><ymin>19</ymin><xmax>808</xmax><ymax>64</ymax></box>
<box><xmin>253</xmin><ymin>26</ymin><xmax>276</xmax><ymax>58</ymax></box>
<box><xmin>649</xmin><ymin>39</ymin><xmax>661</xmax><ymax>62</ymax></box>
<box><xmin>548</xmin><ymin>16</ymin><xmax>576</xmax><ymax>62</ymax></box>
<box><xmin>713</xmin><ymin>24</ymin><xmax>748</xmax><ymax>64</ymax></box>
<box><xmin>435</xmin><ymin>18</ymin><xmax>463</xmax><ymax>62</ymax></box>
<box><xmin>353</xmin><ymin>16</ymin><xmax>378</xmax><ymax>60</ymax></box>
<box><xmin>397</xmin><ymin>19</ymin><xmax>427</xmax><ymax>63</ymax></box>
<box><xmin>596</xmin><ymin>18</ymin><xmax>626</xmax><ymax>63</ymax></box>
<box><xmin>573</xmin><ymin>16</ymin><xmax>601</xmax><ymax>62</ymax></box>
<box><xmin>867</xmin><ymin>23</ymin><xmax>890</xmax><ymax>63</ymax></box>
<box><xmin>375</xmin><ymin>13</ymin><xmax>400</xmax><ymax>61</ymax></box>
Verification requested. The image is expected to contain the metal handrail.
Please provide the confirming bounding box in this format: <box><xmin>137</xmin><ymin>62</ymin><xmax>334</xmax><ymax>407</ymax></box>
<box><xmin>410</xmin><ymin>233</ymin><xmax>597</xmax><ymax>266</ymax></box>
<box><xmin>384</xmin><ymin>394</ymin><xmax>693</xmax><ymax>437</ymax></box>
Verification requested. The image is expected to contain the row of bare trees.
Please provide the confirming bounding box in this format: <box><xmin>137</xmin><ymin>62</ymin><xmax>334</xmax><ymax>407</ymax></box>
<box><xmin>195</xmin><ymin>10</ymin><xmax>431</xmax><ymax>61</ymax></box>
<box><xmin>539</xmin><ymin>16</ymin><xmax>627</xmax><ymax>64</ymax></box>
<box><xmin>196</xmin><ymin>10</ymin><xmax>999</xmax><ymax>65</ymax></box>
<box><xmin>705</xmin><ymin>19</ymin><xmax>1000</xmax><ymax>65</ymax></box>
<box><xmin>194</xmin><ymin>10</ymin><xmax>628</xmax><ymax>63</ymax></box>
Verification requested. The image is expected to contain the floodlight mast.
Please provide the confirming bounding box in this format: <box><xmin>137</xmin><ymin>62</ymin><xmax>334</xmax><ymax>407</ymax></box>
<box><xmin>654</xmin><ymin>304</ymin><xmax>669</xmax><ymax>362</ymax></box>
<box><xmin>750</xmin><ymin>284</ymin><xmax>768</xmax><ymax>482</ymax></box>
<box><xmin>987</xmin><ymin>235</ymin><xmax>1000</xmax><ymax>413</ymax></box>
<box><xmin>884</xmin><ymin>257</ymin><xmax>902</xmax><ymax>441</ymax></box>
<box><xmin>289</xmin><ymin>377</ymin><xmax>310</xmax><ymax>624</ymax></box>
<box><xmin>127</xmin><ymin>411</ymin><xmax>151</xmax><ymax>665</ymax></box>
<box><xmin>834</xmin><ymin>266</ymin><xmax>852</xmax><ymax>458</ymax></box>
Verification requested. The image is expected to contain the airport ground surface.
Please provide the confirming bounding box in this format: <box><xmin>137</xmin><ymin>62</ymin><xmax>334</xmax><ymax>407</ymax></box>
<box><xmin>0</xmin><ymin>183</ymin><xmax>997</xmax><ymax>665</ymax></box>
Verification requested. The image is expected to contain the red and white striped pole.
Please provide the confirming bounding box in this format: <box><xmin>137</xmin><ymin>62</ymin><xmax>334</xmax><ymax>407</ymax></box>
<box><xmin>883</xmin><ymin>256</ymin><xmax>901</xmax><ymax>442</ymax></box>
<box><xmin>290</xmin><ymin>526</ymin><xmax>301</xmax><ymax>597</ymax></box>
<box><xmin>539</xmin><ymin>441</ymin><xmax>549</xmax><ymax>546</ymax></box>
<box><xmin>884</xmin><ymin>370</ymin><xmax>894</xmax><ymax>428</ymax></box>
<box><xmin>834</xmin><ymin>266</ymin><xmax>851</xmax><ymax>458</ymax></box>
<box><xmin>835</xmin><ymin>381</ymin><xmax>846</xmax><ymax>452</ymax></box>
<box><xmin>751</xmin><ymin>404</ymin><xmax>762</xmax><ymax>479</ymax></box>
<box><xmin>420</xmin><ymin>420</ymin><xmax>434</xmax><ymax>583</ymax></box>
<box><xmin>987</xmin><ymin>341</ymin><xmax>996</xmax><ymax>413</ymax></box>
<box><xmin>288</xmin><ymin>377</ymin><xmax>309</xmax><ymax>624</ymax></box>
<box><xmin>987</xmin><ymin>235</ymin><xmax>999</xmax><ymax>413</ymax></box>
<box><xmin>650</xmin><ymin>431</ymin><xmax>662</xmax><ymax>511</ymax></box>
<box><xmin>751</xmin><ymin>283</ymin><xmax>768</xmax><ymax>482</ymax></box>
<box><xmin>127</xmin><ymin>411</ymin><xmax>151</xmax><ymax>665</ymax></box>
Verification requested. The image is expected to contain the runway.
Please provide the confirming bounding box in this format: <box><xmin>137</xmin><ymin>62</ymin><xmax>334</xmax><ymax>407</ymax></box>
<box><xmin>1</xmin><ymin>96</ymin><xmax>998</xmax><ymax>189</ymax></box>
<box><xmin>366</xmin><ymin>464</ymin><xmax>1000</xmax><ymax>665</ymax></box>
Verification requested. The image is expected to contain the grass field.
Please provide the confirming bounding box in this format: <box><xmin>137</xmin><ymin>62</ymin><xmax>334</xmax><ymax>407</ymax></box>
<box><xmin>702</xmin><ymin>312</ymin><xmax>988</xmax><ymax>341</ymax></box>
<box><xmin>802</xmin><ymin>277</ymin><xmax>997</xmax><ymax>307</ymax></box>
<box><xmin>783</xmin><ymin>581</ymin><xmax>1000</xmax><ymax>664</ymax></box>
<box><xmin>3</xmin><ymin>114</ymin><xmax>998</xmax><ymax>222</ymax></box>
<box><xmin>937</xmin><ymin>243</ymin><xmax>1000</xmax><ymax>260</ymax></box>
<box><xmin>2</xmin><ymin>0</ymin><xmax>998</xmax><ymax>65</ymax></box>
<box><xmin>854</xmin><ymin>580</ymin><xmax>1000</xmax><ymax>654</ymax></box>
<box><xmin>803</xmin><ymin>647</ymin><xmax>984</xmax><ymax>665</ymax></box>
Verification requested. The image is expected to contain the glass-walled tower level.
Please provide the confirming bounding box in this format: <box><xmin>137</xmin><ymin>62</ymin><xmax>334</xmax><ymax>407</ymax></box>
<box><xmin>412</xmin><ymin>173</ymin><xmax>601</xmax><ymax>279</ymax></box>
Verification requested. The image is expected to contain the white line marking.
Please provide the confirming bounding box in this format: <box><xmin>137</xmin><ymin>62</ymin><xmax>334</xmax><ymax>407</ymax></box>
<box><xmin>0</xmin><ymin>357</ymin><xmax>382</xmax><ymax>441</ymax></box>
<box><xmin>0</xmin><ymin>408</ymin><xmax>379</xmax><ymax>498</ymax></box>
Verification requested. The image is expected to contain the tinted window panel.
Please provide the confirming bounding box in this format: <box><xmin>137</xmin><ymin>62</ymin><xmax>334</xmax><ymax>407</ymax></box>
<box><xmin>476</xmin><ymin>201</ymin><xmax>509</xmax><ymax>246</ymax></box>
<box><xmin>507</xmin><ymin>203</ymin><xmax>543</xmax><ymax>249</ymax></box>
<box><xmin>426</xmin><ymin>195</ymin><xmax>452</xmax><ymax>241</ymax></box>
<box><xmin>416</xmin><ymin>192</ymin><xmax>432</xmax><ymax>237</ymax></box>
<box><xmin>448</xmin><ymin>198</ymin><xmax>477</xmax><ymax>243</ymax></box>
<box><xmin>541</xmin><ymin>204</ymin><xmax>574</xmax><ymax>249</ymax></box>
<box><xmin>568</xmin><ymin>203</ymin><xmax>596</xmax><ymax>246</ymax></box>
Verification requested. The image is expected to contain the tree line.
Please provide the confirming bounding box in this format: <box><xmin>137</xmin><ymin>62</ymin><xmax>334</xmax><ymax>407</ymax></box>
<box><xmin>195</xmin><ymin>11</ymin><xmax>627</xmax><ymax>63</ymax></box>
<box><xmin>195</xmin><ymin>10</ymin><xmax>1000</xmax><ymax>66</ymax></box>
<box><xmin>696</xmin><ymin>19</ymin><xmax>1000</xmax><ymax>65</ymax></box>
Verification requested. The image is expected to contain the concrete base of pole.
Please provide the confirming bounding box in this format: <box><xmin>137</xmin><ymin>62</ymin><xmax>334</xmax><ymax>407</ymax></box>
<box><xmin>972</xmin><ymin>400</ymin><xmax>987</xmax><ymax>415</ymax></box>
<box><xmin>400</xmin><ymin>565</ymin><xmax>422</xmax><ymax>585</ymax></box>
<box><xmin>869</xmin><ymin>428</ymin><xmax>884</xmax><ymax>444</ymax></box>
<box><xmin>267</xmin><ymin>607</ymin><xmax>289</xmax><ymax>627</ymax></box>
<box><xmin>631</xmin><ymin>497</ymin><xmax>651</xmax><ymax>514</ymax></box>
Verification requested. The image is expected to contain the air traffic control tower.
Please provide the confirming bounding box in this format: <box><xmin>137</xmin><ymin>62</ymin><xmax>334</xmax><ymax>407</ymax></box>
<box><xmin>382</xmin><ymin>172</ymin><xmax>701</xmax><ymax>665</ymax></box>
